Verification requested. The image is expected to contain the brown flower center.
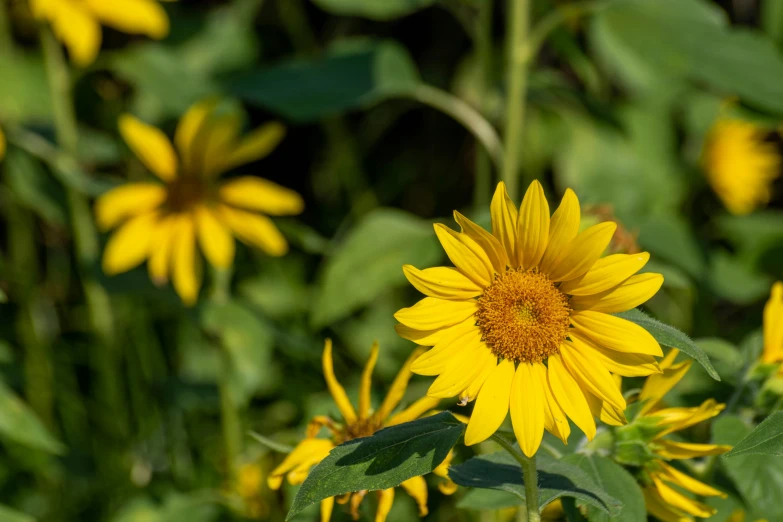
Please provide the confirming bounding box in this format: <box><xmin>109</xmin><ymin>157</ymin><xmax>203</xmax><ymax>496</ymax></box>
<box><xmin>475</xmin><ymin>269</ymin><xmax>571</xmax><ymax>363</ymax></box>
<box><xmin>166</xmin><ymin>176</ymin><xmax>209</xmax><ymax>212</ymax></box>
<box><xmin>334</xmin><ymin>417</ymin><xmax>383</xmax><ymax>445</ymax></box>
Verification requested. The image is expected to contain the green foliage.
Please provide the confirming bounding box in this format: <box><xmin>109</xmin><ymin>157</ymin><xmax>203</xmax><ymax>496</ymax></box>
<box><xmin>725</xmin><ymin>411</ymin><xmax>783</xmax><ymax>458</ymax></box>
<box><xmin>311</xmin><ymin>0</ymin><xmax>436</xmax><ymax>20</ymax></box>
<box><xmin>0</xmin><ymin>379</ymin><xmax>63</xmax><ymax>455</ymax></box>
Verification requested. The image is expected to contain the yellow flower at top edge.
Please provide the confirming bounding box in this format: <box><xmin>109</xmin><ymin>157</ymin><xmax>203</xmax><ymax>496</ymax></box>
<box><xmin>31</xmin><ymin>0</ymin><xmax>172</xmax><ymax>67</ymax></box>
<box><xmin>702</xmin><ymin>118</ymin><xmax>781</xmax><ymax>216</ymax></box>
<box><xmin>630</xmin><ymin>350</ymin><xmax>732</xmax><ymax>522</ymax></box>
<box><xmin>395</xmin><ymin>181</ymin><xmax>665</xmax><ymax>457</ymax></box>
<box><xmin>95</xmin><ymin>99</ymin><xmax>303</xmax><ymax>305</ymax></box>
<box><xmin>762</xmin><ymin>282</ymin><xmax>783</xmax><ymax>368</ymax></box>
<box><xmin>267</xmin><ymin>340</ymin><xmax>456</xmax><ymax>522</ymax></box>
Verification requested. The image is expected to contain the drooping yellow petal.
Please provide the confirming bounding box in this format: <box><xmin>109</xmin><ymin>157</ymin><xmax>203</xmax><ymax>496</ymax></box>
<box><xmin>454</xmin><ymin>210</ymin><xmax>508</xmax><ymax>273</ymax></box>
<box><xmin>359</xmin><ymin>342</ymin><xmax>379</xmax><ymax>419</ymax></box>
<box><xmin>510</xmin><ymin>362</ymin><xmax>546</xmax><ymax>457</ymax></box>
<box><xmin>119</xmin><ymin>114</ymin><xmax>178</xmax><ymax>182</ymax></box>
<box><xmin>434</xmin><ymin>224</ymin><xmax>494</xmax><ymax>287</ymax></box>
<box><xmin>175</xmin><ymin>98</ymin><xmax>220</xmax><ymax>174</ymax></box>
<box><xmin>411</xmin><ymin>323</ymin><xmax>482</xmax><ymax>376</ymax></box>
<box><xmin>94</xmin><ymin>183</ymin><xmax>167</xmax><ymax>230</ymax></box>
<box><xmin>539</xmin><ymin>189</ymin><xmax>580</xmax><ymax>274</ymax></box>
<box><xmin>651</xmin><ymin>475</ymin><xmax>716</xmax><ymax>518</ymax></box>
<box><xmin>569</xmin><ymin>332</ymin><xmax>660</xmax><ymax>377</ymax></box>
<box><xmin>403</xmin><ymin>265</ymin><xmax>483</xmax><ymax>300</ymax></box>
<box><xmin>385</xmin><ymin>396</ymin><xmax>440</xmax><ymax>426</ymax></box>
<box><xmin>433</xmin><ymin>451</ymin><xmax>457</xmax><ymax>495</ymax></box>
<box><xmin>571</xmin><ymin>273</ymin><xmax>664</xmax><ymax>313</ymax></box>
<box><xmin>763</xmin><ymin>282</ymin><xmax>783</xmax><ymax>363</ymax></box>
<box><xmin>428</xmin><ymin>342</ymin><xmax>495</xmax><ymax>399</ymax></box>
<box><xmin>643</xmin><ymin>487</ymin><xmax>689</xmax><ymax>522</ymax></box>
<box><xmin>322</xmin><ymin>339</ymin><xmax>357</xmax><ymax>424</ymax></box>
<box><xmin>375</xmin><ymin>347</ymin><xmax>426</xmax><ymax>421</ymax></box>
<box><xmin>148</xmin><ymin>213</ymin><xmax>177</xmax><ymax>285</ymax></box>
<box><xmin>658</xmin><ymin>462</ymin><xmax>726</xmax><ymax>498</ymax></box>
<box><xmin>559</xmin><ymin>252</ymin><xmax>650</xmax><ymax>296</ymax></box>
<box><xmin>375</xmin><ymin>489</ymin><xmax>395</xmax><ymax>522</ymax></box>
<box><xmin>320</xmin><ymin>496</ymin><xmax>334</xmax><ymax>522</ymax></box>
<box><xmin>570</xmin><ymin>310</ymin><xmax>663</xmax><ymax>356</ymax></box>
<box><xmin>48</xmin><ymin>2</ymin><xmax>101</xmax><ymax>67</ymax></box>
<box><xmin>581</xmin><ymin>387</ymin><xmax>626</xmax><ymax>427</ymax></box>
<box><xmin>267</xmin><ymin>438</ymin><xmax>334</xmax><ymax>489</ymax></box>
<box><xmin>394</xmin><ymin>317</ymin><xmax>473</xmax><ymax>347</ymax></box>
<box><xmin>219</xmin><ymin>205</ymin><xmax>288</xmax><ymax>256</ymax></box>
<box><xmin>490</xmin><ymin>182</ymin><xmax>519</xmax><ymax>267</ymax></box>
<box><xmin>394</xmin><ymin>297</ymin><xmax>478</xmax><ymax>331</ymax></box>
<box><xmin>400</xmin><ymin>476</ymin><xmax>429</xmax><ymax>517</ymax></box>
<box><xmin>223</xmin><ymin>122</ymin><xmax>286</xmax><ymax>172</ymax></box>
<box><xmin>465</xmin><ymin>359</ymin><xmax>514</xmax><ymax>445</ymax></box>
<box><xmin>516</xmin><ymin>180</ymin><xmax>550</xmax><ymax>270</ymax></box>
<box><xmin>639</xmin><ymin>358</ymin><xmax>692</xmax><ymax>415</ymax></box>
<box><xmin>102</xmin><ymin>211</ymin><xmax>159</xmax><ymax>275</ymax></box>
<box><xmin>219</xmin><ymin>176</ymin><xmax>304</xmax><ymax>216</ymax></box>
<box><xmin>194</xmin><ymin>205</ymin><xmax>235</xmax><ymax>269</ymax></box>
<box><xmin>560</xmin><ymin>342</ymin><xmax>626</xmax><ymax>410</ymax></box>
<box><xmin>542</xmin><ymin>371</ymin><xmax>571</xmax><ymax>443</ymax></box>
<box><xmin>545</xmin><ymin>222</ymin><xmax>617</xmax><ymax>282</ymax></box>
<box><xmin>653</xmin><ymin>440</ymin><xmax>732</xmax><ymax>460</ymax></box>
<box><xmin>547</xmin><ymin>354</ymin><xmax>595</xmax><ymax>440</ymax></box>
<box><xmin>83</xmin><ymin>0</ymin><xmax>169</xmax><ymax>38</ymax></box>
<box><xmin>171</xmin><ymin>215</ymin><xmax>201</xmax><ymax>306</ymax></box>
<box><xmin>653</xmin><ymin>400</ymin><xmax>726</xmax><ymax>438</ymax></box>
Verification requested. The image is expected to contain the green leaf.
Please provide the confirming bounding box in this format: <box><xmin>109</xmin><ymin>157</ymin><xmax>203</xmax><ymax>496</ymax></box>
<box><xmin>3</xmin><ymin>148</ymin><xmax>68</xmax><ymax>226</ymax></box>
<box><xmin>0</xmin><ymin>53</ymin><xmax>51</xmax><ymax>125</ymax></box>
<box><xmin>0</xmin><ymin>379</ymin><xmax>64</xmax><ymax>454</ymax></box>
<box><xmin>763</xmin><ymin>0</ymin><xmax>783</xmax><ymax>47</ymax></box>
<box><xmin>457</xmin><ymin>489</ymin><xmax>524</xmax><ymax>510</ymax></box>
<box><xmin>0</xmin><ymin>505</ymin><xmax>36</xmax><ymax>522</ymax></box>
<box><xmin>228</xmin><ymin>40</ymin><xmax>420</xmax><ymax>122</ymax></box>
<box><xmin>286</xmin><ymin>412</ymin><xmax>464</xmax><ymax>520</ymax></box>
<box><xmin>616</xmin><ymin>309</ymin><xmax>719</xmax><ymax>381</ymax></box>
<box><xmin>708</xmin><ymin>250</ymin><xmax>773</xmax><ymax>305</ymax></box>
<box><xmin>637</xmin><ymin>216</ymin><xmax>704</xmax><ymax>280</ymax></box>
<box><xmin>311</xmin><ymin>0</ymin><xmax>434</xmax><ymax>20</ymax></box>
<box><xmin>310</xmin><ymin>208</ymin><xmax>442</xmax><ymax>328</ymax></box>
<box><xmin>725</xmin><ymin>411</ymin><xmax>783</xmax><ymax>458</ymax></box>
<box><xmin>449</xmin><ymin>451</ymin><xmax>621</xmax><ymax>516</ymax></box>
<box><xmin>562</xmin><ymin>454</ymin><xmax>646</xmax><ymax>522</ymax></box>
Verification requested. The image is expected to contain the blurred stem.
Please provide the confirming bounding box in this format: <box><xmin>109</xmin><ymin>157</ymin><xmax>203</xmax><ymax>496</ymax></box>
<box><xmin>502</xmin><ymin>0</ymin><xmax>531</xmax><ymax>200</ymax></box>
<box><xmin>0</xmin><ymin>0</ymin><xmax>12</xmax><ymax>52</ymax></box>
<box><xmin>474</xmin><ymin>0</ymin><xmax>494</xmax><ymax>211</ymax></box>
<box><xmin>219</xmin><ymin>346</ymin><xmax>241</xmax><ymax>479</ymax></box>
<box><xmin>490</xmin><ymin>433</ymin><xmax>540</xmax><ymax>521</ymax></box>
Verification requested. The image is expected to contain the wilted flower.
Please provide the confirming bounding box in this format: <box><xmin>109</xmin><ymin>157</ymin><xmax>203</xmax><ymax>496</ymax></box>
<box><xmin>395</xmin><ymin>181</ymin><xmax>663</xmax><ymax>457</ymax></box>
<box><xmin>267</xmin><ymin>340</ymin><xmax>455</xmax><ymax>522</ymax></box>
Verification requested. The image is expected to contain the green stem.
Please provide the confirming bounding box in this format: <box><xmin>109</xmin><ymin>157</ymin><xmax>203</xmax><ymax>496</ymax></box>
<box><xmin>474</xmin><ymin>0</ymin><xmax>494</xmax><ymax>211</ymax></box>
<box><xmin>490</xmin><ymin>433</ymin><xmax>541</xmax><ymax>521</ymax></box>
<box><xmin>502</xmin><ymin>0</ymin><xmax>532</xmax><ymax>200</ymax></box>
<box><xmin>526</xmin><ymin>0</ymin><xmax>613</xmax><ymax>61</ymax></box>
<box><xmin>219</xmin><ymin>347</ymin><xmax>241</xmax><ymax>478</ymax></box>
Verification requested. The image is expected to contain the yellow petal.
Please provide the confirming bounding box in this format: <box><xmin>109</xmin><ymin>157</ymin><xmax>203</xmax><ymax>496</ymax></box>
<box><xmin>459</xmin><ymin>353</ymin><xmax>497</xmax><ymax>404</ymax></box>
<box><xmin>194</xmin><ymin>205</ymin><xmax>235</xmax><ymax>269</ymax></box>
<box><xmin>119</xmin><ymin>114</ymin><xmax>178</xmax><ymax>182</ymax></box>
<box><xmin>411</xmin><ymin>323</ymin><xmax>481</xmax><ymax>376</ymax></box>
<box><xmin>510</xmin><ymin>362</ymin><xmax>546</xmax><ymax>457</ymax></box>
<box><xmin>394</xmin><ymin>297</ymin><xmax>478</xmax><ymax>331</ymax></box>
<box><xmin>171</xmin><ymin>215</ymin><xmax>201</xmax><ymax>306</ymax></box>
<box><xmin>375</xmin><ymin>347</ymin><xmax>426</xmax><ymax>421</ymax></box>
<box><xmin>95</xmin><ymin>183</ymin><xmax>166</xmax><ymax>230</ymax></box>
<box><xmin>639</xmin><ymin>358</ymin><xmax>692</xmax><ymax>415</ymax></box>
<box><xmin>359</xmin><ymin>342</ymin><xmax>379</xmax><ymax>419</ymax></box>
<box><xmin>547</xmin><ymin>354</ymin><xmax>595</xmax><ymax>440</ymax></box>
<box><xmin>428</xmin><ymin>342</ymin><xmax>495</xmax><ymax>399</ymax></box>
<box><xmin>219</xmin><ymin>176</ymin><xmax>304</xmax><ymax>215</ymax></box>
<box><xmin>48</xmin><ymin>2</ymin><xmax>101</xmax><ymax>66</ymax></box>
<box><xmin>199</xmin><ymin>112</ymin><xmax>243</xmax><ymax>177</ymax></box>
<box><xmin>434</xmin><ymin>224</ymin><xmax>494</xmax><ymax>287</ymax></box>
<box><xmin>464</xmin><ymin>359</ymin><xmax>514</xmax><ymax>445</ymax></box>
<box><xmin>559</xmin><ymin>253</ymin><xmax>651</xmax><ymax>296</ymax></box>
<box><xmin>542</xmin><ymin>371</ymin><xmax>571</xmax><ymax>443</ymax></box>
<box><xmin>320</xmin><ymin>496</ymin><xmax>334</xmax><ymax>522</ymax></box>
<box><xmin>652</xmin><ymin>400</ymin><xmax>725</xmax><ymax>436</ymax></box>
<box><xmin>400</xmin><ymin>476</ymin><xmax>428</xmax><ymax>517</ymax></box>
<box><xmin>560</xmin><ymin>342</ymin><xmax>626</xmax><ymax>410</ymax></box>
<box><xmin>546</xmin><ymin>222</ymin><xmax>617</xmax><ymax>282</ymax></box>
<box><xmin>581</xmin><ymin>386</ymin><xmax>627</xmax><ymax>427</ymax></box>
<box><xmin>83</xmin><ymin>0</ymin><xmax>169</xmax><ymax>38</ymax></box>
<box><xmin>375</xmin><ymin>489</ymin><xmax>395</xmax><ymax>522</ymax></box>
<box><xmin>653</xmin><ymin>440</ymin><xmax>732</xmax><ymax>459</ymax></box>
<box><xmin>658</xmin><ymin>462</ymin><xmax>726</xmax><ymax>498</ymax></box>
<box><xmin>516</xmin><ymin>180</ymin><xmax>550</xmax><ymax>270</ymax></box>
<box><xmin>570</xmin><ymin>310</ymin><xmax>663</xmax><ymax>356</ymax></box>
<box><xmin>148</xmin><ymin>213</ymin><xmax>177</xmax><ymax>285</ymax></box>
<box><xmin>571</xmin><ymin>273</ymin><xmax>664</xmax><ymax>313</ymax></box>
<box><xmin>219</xmin><ymin>205</ymin><xmax>288</xmax><ymax>256</ymax></box>
<box><xmin>385</xmin><ymin>396</ymin><xmax>440</xmax><ymax>426</ymax></box>
<box><xmin>490</xmin><ymin>182</ymin><xmax>519</xmax><ymax>267</ymax></box>
<box><xmin>454</xmin><ymin>210</ymin><xmax>508</xmax><ymax>273</ymax></box>
<box><xmin>102</xmin><ymin>211</ymin><xmax>159</xmax><ymax>275</ymax></box>
<box><xmin>651</xmin><ymin>475</ymin><xmax>716</xmax><ymax>518</ymax></box>
<box><xmin>267</xmin><ymin>438</ymin><xmax>334</xmax><ymax>489</ymax></box>
<box><xmin>394</xmin><ymin>318</ymin><xmax>473</xmax><ymax>347</ymax></box>
<box><xmin>568</xmin><ymin>331</ymin><xmax>660</xmax><ymax>377</ymax></box>
<box><xmin>175</xmin><ymin>98</ymin><xmax>219</xmax><ymax>174</ymax></box>
<box><xmin>322</xmin><ymin>339</ymin><xmax>357</xmax><ymax>424</ymax></box>
<box><xmin>763</xmin><ymin>282</ymin><xmax>783</xmax><ymax>363</ymax></box>
<box><xmin>643</xmin><ymin>487</ymin><xmax>690</xmax><ymax>522</ymax></box>
<box><xmin>403</xmin><ymin>265</ymin><xmax>483</xmax><ymax>300</ymax></box>
<box><xmin>223</xmin><ymin>122</ymin><xmax>286</xmax><ymax>172</ymax></box>
<box><xmin>539</xmin><ymin>189</ymin><xmax>580</xmax><ymax>274</ymax></box>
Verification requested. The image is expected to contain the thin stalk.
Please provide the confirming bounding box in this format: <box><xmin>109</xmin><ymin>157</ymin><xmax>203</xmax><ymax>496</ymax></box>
<box><xmin>473</xmin><ymin>0</ymin><xmax>494</xmax><ymax>210</ymax></box>
<box><xmin>502</xmin><ymin>0</ymin><xmax>532</xmax><ymax>200</ymax></box>
<box><xmin>219</xmin><ymin>347</ymin><xmax>241</xmax><ymax>479</ymax></box>
<box><xmin>490</xmin><ymin>433</ymin><xmax>541</xmax><ymax>521</ymax></box>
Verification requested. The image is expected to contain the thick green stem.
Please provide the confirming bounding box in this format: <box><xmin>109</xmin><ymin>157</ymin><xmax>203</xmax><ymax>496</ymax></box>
<box><xmin>502</xmin><ymin>0</ymin><xmax>531</xmax><ymax>201</ymax></box>
<box><xmin>490</xmin><ymin>433</ymin><xmax>540</xmax><ymax>521</ymax></box>
<box><xmin>474</xmin><ymin>0</ymin><xmax>494</xmax><ymax>210</ymax></box>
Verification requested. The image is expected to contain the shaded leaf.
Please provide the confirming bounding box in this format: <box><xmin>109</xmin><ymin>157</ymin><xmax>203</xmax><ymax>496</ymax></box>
<box><xmin>0</xmin><ymin>505</ymin><xmax>35</xmax><ymax>522</ymax></box>
<box><xmin>725</xmin><ymin>411</ymin><xmax>783</xmax><ymax>458</ymax></box>
<box><xmin>0</xmin><ymin>379</ymin><xmax>64</xmax><ymax>454</ymax></box>
<box><xmin>457</xmin><ymin>489</ymin><xmax>524</xmax><ymax>510</ymax></box>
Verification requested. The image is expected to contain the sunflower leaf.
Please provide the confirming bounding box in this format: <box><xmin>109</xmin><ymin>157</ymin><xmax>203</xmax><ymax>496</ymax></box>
<box><xmin>286</xmin><ymin>411</ymin><xmax>464</xmax><ymax>520</ymax></box>
<box><xmin>616</xmin><ymin>309</ymin><xmax>720</xmax><ymax>381</ymax></box>
<box><xmin>725</xmin><ymin>411</ymin><xmax>783</xmax><ymax>458</ymax></box>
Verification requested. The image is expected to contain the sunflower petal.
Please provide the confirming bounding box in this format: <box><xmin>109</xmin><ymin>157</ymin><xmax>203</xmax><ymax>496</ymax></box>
<box><xmin>639</xmin><ymin>358</ymin><xmax>692</xmax><ymax>415</ymax></box>
<box><xmin>375</xmin><ymin>489</ymin><xmax>395</xmax><ymax>522</ymax></box>
<box><xmin>547</xmin><ymin>354</ymin><xmax>595</xmax><ymax>440</ymax></box>
<box><xmin>411</xmin><ymin>323</ymin><xmax>481</xmax><ymax>376</ymax></box>
<box><xmin>516</xmin><ymin>180</ymin><xmax>550</xmax><ymax>270</ymax></box>
<box><xmin>171</xmin><ymin>215</ymin><xmax>201</xmax><ymax>306</ymax></box>
<box><xmin>119</xmin><ymin>114</ymin><xmax>178</xmax><ymax>182</ymax></box>
<box><xmin>48</xmin><ymin>1</ymin><xmax>101</xmax><ymax>66</ymax></box>
<box><xmin>428</xmin><ymin>342</ymin><xmax>494</xmax><ymax>399</ymax></box>
<box><xmin>102</xmin><ymin>211</ymin><xmax>159</xmax><ymax>275</ymax></box>
<box><xmin>571</xmin><ymin>273</ymin><xmax>664</xmax><ymax>313</ymax></box>
<box><xmin>83</xmin><ymin>0</ymin><xmax>168</xmax><ymax>38</ymax></box>
<box><xmin>434</xmin><ymin>224</ymin><xmax>494</xmax><ymax>287</ymax></box>
<box><xmin>400</xmin><ymin>476</ymin><xmax>429</xmax><ymax>517</ymax></box>
<box><xmin>510</xmin><ymin>362</ymin><xmax>546</xmax><ymax>457</ymax></box>
<box><xmin>454</xmin><ymin>210</ymin><xmax>508</xmax><ymax>273</ymax></box>
<box><xmin>658</xmin><ymin>462</ymin><xmax>727</xmax><ymax>498</ymax></box>
<box><xmin>559</xmin><ymin>252</ymin><xmax>650</xmax><ymax>296</ymax></box>
<box><xmin>95</xmin><ymin>183</ymin><xmax>166</xmax><ymax>231</ymax></box>
<box><xmin>568</xmin><ymin>332</ymin><xmax>660</xmax><ymax>377</ymax></box>
<box><xmin>267</xmin><ymin>438</ymin><xmax>334</xmax><ymax>489</ymax></box>
<box><xmin>394</xmin><ymin>317</ymin><xmax>473</xmax><ymax>347</ymax></box>
<box><xmin>643</xmin><ymin>487</ymin><xmax>689</xmax><ymax>522</ymax></box>
<box><xmin>653</xmin><ymin>440</ymin><xmax>732</xmax><ymax>459</ymax></box>
<box><xmin>403</xmin><ymin>265</ymin><xmax>483</xmax><ymax>301</ymax></box>
<box><xmin>148</xmin><ymin>213</ymin><xmax>177</xmax><ymax>285</ymax></box>
<box><xmin>464</xmin><ymin>359</ymin><xmax>514</xmax><ymax>445</ymax></box>
<box><xmin>359</xmin><ymin>342</ymin><xmax>379</xmax><ymax>419</ymax></box>
<box><xmin>385</xmin><ymin>396</ymin><xmax>440</xmax><ymax>426</ymax></box>
<box><xmin>223</xmin><ymin>122</ymin><xmax>286</xmax><ymax>172</ymax></box>
<box><xmin>651</xmin><ymin>475</ymin><xmax>716</xmax><ymax>518</ymax></box>
<box><xmin>459</xmin><ymin>354</ymin><xmax>497</xmax><ymax>404</ymax></box>
<box><xmin>194</xmin><ymin>205</ymin><xmax>235</xmax><ymax>269</ymax></box>
<box><xmin>539</xmin><ymin>189</ymin><xmax>580</xmax><ymax>273</ymax></box>
<box><xmin>394</xmin><ymin>297</ymin><xmax>478</xmax><ymax>331</ymax></box>
<box><xmin>570</xmin><ymin>310</ymin><xmax>663</xmax><ymax>356</ymax></box>
<box><xmin>320</xmin><ymin>497</ymin><xmax>334</xmax><ymax>522</ymax></box>
<box><xmin>490</xmin><ymin>182</ymin><xmax>519</xmax><ymax>267</ymax></box>
<box><xmin>542</xmin><ymin>372</ymin><xmax>571</xmax><ymax>443</ymax></box>
<box><xmin>219</xmin><ymin>205</ymin><xmax>288</xmax><ymax>256</ymax></box>
<box><xmin>763</xmin><ymin>281</ymin><xmax>783</xmax><ymax>363</ymax></box>
<box><xmin>375</xmin><ymin>347</ymin><xmax>426</xmax><ymax>421</ymax></box>
<box><xmin>219</xmin><ymin>176</ymin><xmax>304</xmax><ymax>215</ymax></box>
<box><xmin>546</xmin><ymin>222</ymin><xmax>617</xmax><ymax>282</ymax></box>
<box><xmin>560</xmin><ymin>342</ymin><xmax>626</xmax><ymax>410</ymax></box>
<box><xmin>321</xmin><ymin>339</ymin><xmax>358</xmax><ymax>423</ymax></box>
<box><xmin>175</xmin><ymin>98</ymin><xmax>219</xmax><ymax>173</ymax></box>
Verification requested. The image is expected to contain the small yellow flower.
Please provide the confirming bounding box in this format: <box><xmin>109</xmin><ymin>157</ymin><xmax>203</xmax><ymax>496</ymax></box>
<box><xmin>96</xmin><ymin>99</ymin><xmax>303</xmax><ymax>305</ymax></box>
<box><xmin>267</xmin><ymin>340</ymin><xmax>454</xmax><ymax>522</ymax></box>
<box><xmin>630</xmin><ymin>350</ymin><xmax>732</xmax><ymax>522</ymax></box>
<box><xmin>762</xmin><ymin>282</ymin><xmax>783</xmax><ymax>366</ymax></box>
<box><xmin>234</xmin><ymin>462</ymin><xmax>269</xmax><ymax>519</ymax></box>
<box><xmin>31</xmin><ymin>0</ymin><xmax>172</xmax><ymax>66</ymax></box>
<box><xmin>395</xmin><ymin>181</ymin><xmax>664</xmax><ymax>457</ymax></box>
<box><xmin>702</xmin><ymin>118</ymin><xmax>781</xmax><ymax>216</ymax></box>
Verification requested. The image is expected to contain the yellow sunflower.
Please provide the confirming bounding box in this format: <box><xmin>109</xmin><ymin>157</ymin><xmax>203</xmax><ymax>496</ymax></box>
<box><xmin>267</xmin><ymin>340</ymin><xmax>455</xmax><ymax>522</ymax></box>
<box><xmin>625</xmin><ymin>350</ymin><xmax>731</xmax><ymax>522</ymax></box>
<box><xmin>395</xmin><ymin>181</ymin><xmax>664</xmax><ymax>457</ymax></box>
<box><xmin>702</xmin><ymin>118</ymin><xmax>781</xmax><ymax>216</ymax></box>
<box><xmin>96</xmin><ymin>99</ymin><xmax>303</xmax><ymax>305</ymax></box>
<box><xmin>31</xmin><ymin>0</ymin><xmax>172</xmax><ymax>67</ymax></box>
<box><xmin>762</xmin><ymin>282</ymin><xmax>783</xmax><ymax>368</ymax></box>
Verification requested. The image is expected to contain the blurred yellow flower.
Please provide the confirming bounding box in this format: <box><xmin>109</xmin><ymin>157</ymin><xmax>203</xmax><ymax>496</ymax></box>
<box><xmin>395</xmin><ymin>180</ymin><xmax>663</xmax><ymax>457</ymax></box>
<box><xmin>0</xmin><ymin>126</ymin><xmax>5</xmax><ymax>161</ymax></box>
<box><xmin>234</xmin><ymin>462</ymin><xmax>269</xmax><ymax>519</ymax></box>
<box><xmin>727</xmin><ymin>509</ymin><xmax>769</xmax><ymax>522</ymax></box>
<box><xmin>702</xmin><ymin>118</ymin><xmax>781</xmax><ymax>216</ymax></box>
<box><xmin>267</xmin><ymin>340</ymin><xmax>455</xmax><ymax>522</ymax></box>
<box><xmin>630</xmin><ymin>350</ymin><xmax>731</xmax><ymax>522</ymax></box>
<box><xmin>762</xmin><ymin>282</ymin><xmax>783</xmax><ymax>367</ymax></box>
<box><xmin>96</xmin><ymin>99</ymin><xmax>303</xmax><ymax>305</ymax></box>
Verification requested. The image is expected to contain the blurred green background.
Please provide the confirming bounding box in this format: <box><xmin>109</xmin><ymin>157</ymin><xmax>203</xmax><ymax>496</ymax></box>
<box><xmin>2</xmin><ymin>0</ymin><xmax>783</xmax><ymax>520</ymax></box>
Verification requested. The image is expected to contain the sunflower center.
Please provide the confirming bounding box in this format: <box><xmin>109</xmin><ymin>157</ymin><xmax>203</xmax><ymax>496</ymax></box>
<box><xmin>475</xmin><ymin>269</ymin><xmax>571</xmax><ymax>364</ymax></box>
<box><xmin>166</xmin><ymin>176</ymin><xmax>209</xmax><ymax>212</ymax></box>
<box><xmin>335</xmin><ymin>417</ymin><xmax>383</xmax><ymax>445</ymax></box>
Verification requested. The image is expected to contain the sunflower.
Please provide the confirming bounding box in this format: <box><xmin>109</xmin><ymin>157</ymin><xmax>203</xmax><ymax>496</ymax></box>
<box><xmin>762</xmin><ymin>282</ymin><xmax>783</xmax><ymax>368</ymax></box>
<box><xmin>394</xmin><ymin>181</ymin><xmax>664</xmax><ymax>457</ymax></box>
<box><xmin>621</xmin><ymin>349</ymin><xmax>731</xmax><ymax>522</ymax></box>
<box><xmin>31</xmin><ymin>0</ymin><xmax>172</xmax><ymax>67</ymax></box>
<box><xmin>702</xmin><ymin>118</ymin><xmax>781</xmax><ymax>216</ymax></box>
<box><xmin>267</xmin><ymin>340</ymin><xmax>455</xmax><ymax>522</ymax></box>
<box><xmin>96</xmin><ymin>99</ymin><xmax>303</xmax><ymax>305</ymax></box>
